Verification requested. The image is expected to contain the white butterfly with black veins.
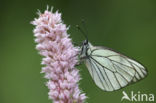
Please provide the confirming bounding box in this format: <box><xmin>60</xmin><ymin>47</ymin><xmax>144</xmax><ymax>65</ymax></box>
<box><xmin>77</xmin><ymin>25</ymin><xmax>148</xmax><ymax>91</ymax></box>
<box><xmin>80</xmin><ymin>39</ymin><xmax>147</xmax><ymax>91</ymax></box>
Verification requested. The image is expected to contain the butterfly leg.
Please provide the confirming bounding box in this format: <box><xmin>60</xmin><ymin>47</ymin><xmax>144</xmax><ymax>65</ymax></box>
<box><xmin>75</xmin><ymin>61</ymin><xmax>83</xmax><ymax>66</ymax></box>
<box><xmin>75</xmin><ymin>56</ymin><xmax>87</xmax><ymax>66</ymax></box>
<box><xmin>75</xmin><ymin>56</ymin><xmax>88</xmax><ymax>66</ymax></box>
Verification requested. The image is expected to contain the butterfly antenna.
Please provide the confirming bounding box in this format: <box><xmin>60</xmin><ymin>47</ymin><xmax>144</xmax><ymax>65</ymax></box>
<box><xmin>81</xmin><ymin>19</ymin><xmax>88</xmax><ymax>35</ymax></box>
<box><xmin>76</xmin><ymin>25</ymin><xmax>88</xmax><ymax>41</ymax></box>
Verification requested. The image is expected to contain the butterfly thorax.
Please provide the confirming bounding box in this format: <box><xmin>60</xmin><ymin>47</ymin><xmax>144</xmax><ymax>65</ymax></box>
<box><xmin>80</xmin><ymin>41</ymin><xmax>93</xmax><ymax>59</ymax></box>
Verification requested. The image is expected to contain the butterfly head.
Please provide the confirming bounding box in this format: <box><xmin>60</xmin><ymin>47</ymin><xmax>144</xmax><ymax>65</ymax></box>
<box><xmin>80</xmin><ymin>39</ymin><xmax>89</xmax><ymax>57</ymax></box>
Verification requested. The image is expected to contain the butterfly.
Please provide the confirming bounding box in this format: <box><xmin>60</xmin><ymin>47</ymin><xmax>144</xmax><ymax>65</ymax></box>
<box><xmin>77</xmin><ymin>25</ymin><xmax>148</xmax><ymax>91</ymax></box>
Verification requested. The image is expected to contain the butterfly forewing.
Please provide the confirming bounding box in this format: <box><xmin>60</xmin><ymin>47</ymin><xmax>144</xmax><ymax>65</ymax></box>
<box><xmin>84</xmin><ymin>45</ymin><xmax>147</xmax><ymax>91</ymax></box>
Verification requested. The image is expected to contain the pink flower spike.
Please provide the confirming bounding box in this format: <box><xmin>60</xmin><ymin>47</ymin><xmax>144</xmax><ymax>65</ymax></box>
<box><xmin>32</xmin><ymin>7</ymin><xmax>86</xmax><ymax>103</ymax></box>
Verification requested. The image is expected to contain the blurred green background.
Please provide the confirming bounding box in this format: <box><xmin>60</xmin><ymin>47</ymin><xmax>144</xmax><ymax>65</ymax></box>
<box><xmin>0</xmin><ymin>0</ymin><xmax>156</xmax><ymax>103</ymax></box>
